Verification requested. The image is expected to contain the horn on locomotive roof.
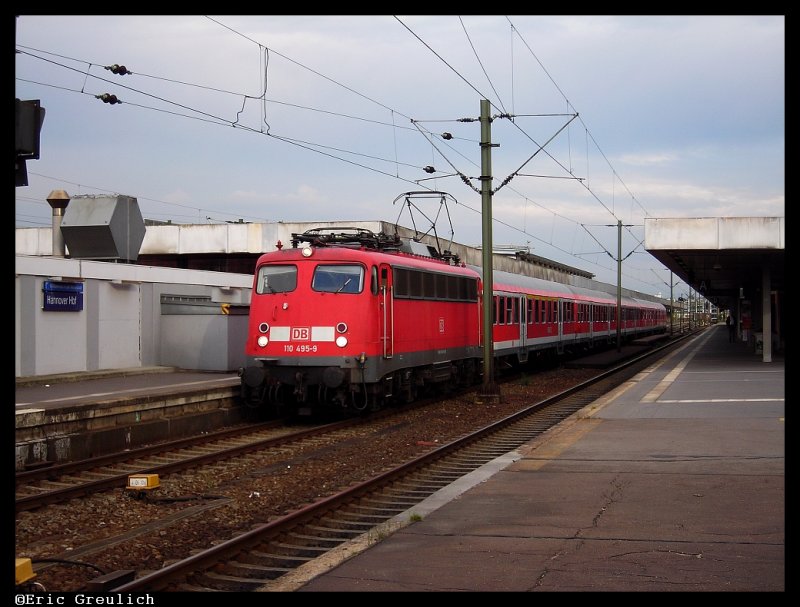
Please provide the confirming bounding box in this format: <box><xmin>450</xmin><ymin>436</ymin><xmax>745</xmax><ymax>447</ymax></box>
<box><xmin>288</xmin><ymin>224</ymin><xmax>462</xmax><ymax>265</ymax></box>
<box><xmin>289</xmin><ymin>227</ymin><xmax>402</xmax><ymax>251</ymax></box>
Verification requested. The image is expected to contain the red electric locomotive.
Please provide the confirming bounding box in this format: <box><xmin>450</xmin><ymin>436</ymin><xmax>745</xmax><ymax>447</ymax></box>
<box><xmin>239</xmin><ymin>227</ymin><xmax>666</xmax><ymax>416</ymax></box>
<box><xmin>240</xmin><ymin>228</ymin><xmax>483</xmax><ymax>416</ymax></box>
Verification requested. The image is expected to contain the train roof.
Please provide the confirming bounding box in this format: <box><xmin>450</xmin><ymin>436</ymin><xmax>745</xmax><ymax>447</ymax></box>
<box><xmin>289</xmin><ymin>227</ymin><xmax>464</xmax><ymax>264</ymax></box>
<box><xmin>478</xmin><ymin>266</ymin><xmax>665</xmax><ymax>309</ymax></box>
<box><xmin>259</xmin><ymin>230</ymin><xmax>480</xmax><ymax>276</ymax></box>
<box><xmin>276</xmin><ymin>227</ymin><xmax>666</xmax><ymax>310</ymax></box>
<box><xmin>484</xmin><ymin>266</ymin><xmax>575</xmax><ymax>298</ymax></box>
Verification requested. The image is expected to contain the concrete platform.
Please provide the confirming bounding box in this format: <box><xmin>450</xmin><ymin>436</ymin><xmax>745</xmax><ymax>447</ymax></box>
<box><xmin>15</xmin><ymin>368</ymin><xmax>243</xmax><ymax>470</ymax></box>
<box><xmin>288</xmin><ymin>325</ymin><xmax>784</xmax><ymax>592</ymax></box>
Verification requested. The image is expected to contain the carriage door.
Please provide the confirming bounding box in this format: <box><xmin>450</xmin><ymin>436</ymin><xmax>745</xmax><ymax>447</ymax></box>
<box><xmin>379</xmin><ymin>264</ymin><xmax>393</xmax><ymax>358</ymax></box>
<box><xmin>518</xmin><ymin>295</ymin><xmax>529</xmax><ymax>362</ymax></box>
<box><xmin>557</xmin><ymin>298</ymin><xmax>564</xmax><ymax>352</ymax></box>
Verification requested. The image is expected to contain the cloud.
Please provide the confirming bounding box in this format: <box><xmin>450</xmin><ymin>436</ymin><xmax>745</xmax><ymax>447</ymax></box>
<box><xmin>618</xmin><ymin>153</ymin><xmax>676</xmax><ymax>167</ymax></box>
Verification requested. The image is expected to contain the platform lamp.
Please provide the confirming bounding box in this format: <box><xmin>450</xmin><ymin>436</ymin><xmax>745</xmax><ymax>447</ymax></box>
<box><xmin>46</xmin><ymin>189</ymin><xmax>70</xmax><ymax>258</ymax></box>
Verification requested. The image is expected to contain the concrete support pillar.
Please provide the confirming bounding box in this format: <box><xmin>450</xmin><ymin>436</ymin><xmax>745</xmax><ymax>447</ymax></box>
<box><xmin>762</xmin><ymin>264</ymin><xmax>772</xmax><ymax>363</ymax></box>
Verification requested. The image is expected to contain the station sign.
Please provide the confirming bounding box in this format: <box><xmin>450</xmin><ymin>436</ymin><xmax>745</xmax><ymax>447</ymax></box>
<box><xmin>42</xmin><ymin>281</ymin><xmax>83</xmax><ymax>312</ymax></box>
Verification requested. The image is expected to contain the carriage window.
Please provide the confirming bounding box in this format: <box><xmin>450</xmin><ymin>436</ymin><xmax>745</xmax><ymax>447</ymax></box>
<box><xmin>393</xmin><ymin>267</ymin><xmax>407</xmax><ymax>295</ymax></box>
<box><xmin>410</xmin><ymin>270</ymin><xmax>424</xmax><ymax>296</ymax></box>
<box><xmin>423</xmin><ymin>272</ymin><xmax>436</xmax><ymax>298</ymax></box>
<box><xmin>256</xmin><ymin>265</ymin><xmax>297</xmax><ymax>294</ymax></box>
<box><xmin>393</xmin><ymin>268</ymin><xmax>477</xmax><ymax>302</ymax></box>
<box><xmin>444</xmin><ymin>275</ymin><xmax>458</xmax><ymax>300</ymax></box>
<box><xmin>312</xmin><ymin>264</ymin><xmax>364</xmax><ymax>294</ymax></box>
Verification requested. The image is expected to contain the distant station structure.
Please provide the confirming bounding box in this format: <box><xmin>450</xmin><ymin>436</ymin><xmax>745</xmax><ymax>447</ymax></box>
<box><xmin>645</xmin><ymin>217</ymin><xmax>784</xmax><ymax>361</ymax></box>
<box><xmin>18</xmin><ymin>211</ymin><xmax>668</xmax><ymax>307</ymax></box>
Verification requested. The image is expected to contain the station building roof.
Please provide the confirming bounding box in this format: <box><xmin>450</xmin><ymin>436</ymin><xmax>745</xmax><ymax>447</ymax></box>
<box><xmin>644</xmin><ymin>217</ymin><xmax>784</xmax><ymax>312</ymax></box>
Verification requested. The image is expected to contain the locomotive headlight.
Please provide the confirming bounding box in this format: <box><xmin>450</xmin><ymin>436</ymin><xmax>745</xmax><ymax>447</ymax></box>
<box><xmin>335</xmin><ymin>336</ymin><xmax>348</xmax><ymax>348</ymax></box>
<box><xmin>257</xmin><ymin>335</ymin><xmax>269</xmax><ymax>347</ymax></box>
<box><xmin>258</xmin><ymin>322</ymin><xmax>270</xmax><ymax>333</ymax></box>
<box><xmin>301</xmin><ymin>246</ymin><xmax>313</xmax><ymax>258</ymax></box>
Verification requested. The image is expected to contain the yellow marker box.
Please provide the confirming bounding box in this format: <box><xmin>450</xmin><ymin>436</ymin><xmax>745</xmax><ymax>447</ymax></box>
<box><xmin>126</xmin><ymin>474</ymin><xmax>160</xmax><ymax>491</ymax></box>
<box><xmin>16</xmin><ymin>557</ymin><xmax>35</xmax><ymax>584</ymax></box>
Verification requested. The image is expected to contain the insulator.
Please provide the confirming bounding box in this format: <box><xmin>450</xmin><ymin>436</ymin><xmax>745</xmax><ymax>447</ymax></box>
<box><xmin>105</xmin><ymin>64</ymin><xmax>130</xmax><ymax>75</ymax></box>
<box><xmin>423</xmin><ymin>166</ymin><xmax>435</xmax><ymax>174</ymax></box>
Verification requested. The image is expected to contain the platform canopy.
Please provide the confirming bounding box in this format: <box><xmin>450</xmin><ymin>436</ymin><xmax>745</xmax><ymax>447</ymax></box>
<box><xmin>644</xmin><ymin>217</ymin><xmax>784</xmax><ymax>312</ymax></box>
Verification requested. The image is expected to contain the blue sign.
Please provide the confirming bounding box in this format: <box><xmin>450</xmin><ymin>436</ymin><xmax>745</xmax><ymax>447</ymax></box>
<box><xmin>42</xmin><ymin>281</ymin><xmax>84</xmax><ymax>311</ymax></box>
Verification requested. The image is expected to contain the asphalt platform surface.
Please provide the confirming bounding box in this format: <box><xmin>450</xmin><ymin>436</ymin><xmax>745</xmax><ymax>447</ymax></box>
<box><xmin>281</xmin><ymin>325</ymin><xmax>785</xmax><ymax>592</ymax></box>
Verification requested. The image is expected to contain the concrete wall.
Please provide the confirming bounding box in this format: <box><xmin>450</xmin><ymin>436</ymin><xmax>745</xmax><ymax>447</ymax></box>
<box><xmin>644</xmin><ymin>216</ymin><xmax>785</xmax><ymax>250</ymax></box>
<box><xmin>15</xmin><ymin>255</ymin><xmax>253</xmax><ymax>378</ymax></box>
<box><xmin>160</xmin><ymin>302</ymin><xmax>249</xmax><ymax>371</ymax></box>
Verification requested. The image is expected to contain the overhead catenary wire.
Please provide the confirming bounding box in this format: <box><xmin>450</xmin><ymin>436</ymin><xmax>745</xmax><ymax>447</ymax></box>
<box><xmin>395</xmin><ymin>17</ymin><xmax>657</xmax><ymax>285</ymax></box>
<box><xmin>17</xmin><ymin>45</ymin><xmax>443</xmax><ymax>219</ymax></box>
<box><xmin>19</xmin><ymin>23</ymin><xmax>632</xmax><ymax>234</ymax></box>
<box><xmin>459</xmin><ymin>16</ymin><xmax>508</xmax><ymax>115</ymax></box>
<box><xmin>397</xmin><ymin>17</ymin><xmax>643</xmax><ymax>230</ymax></box>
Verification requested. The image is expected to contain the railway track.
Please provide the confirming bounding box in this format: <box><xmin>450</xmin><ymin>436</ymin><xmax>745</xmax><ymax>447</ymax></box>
<box><xmin>108</xmin><ymin>338</ymin><xmax>688</xmax><ymax>592</ymax></box>
<box><xmin>15</xmin><ymin>420</ymin><xmax>344</xmax><ymax>512</ymax></box>
<box><xmin>15</xmin><ymin>386</ymin><xmax>468</xmax><ymax>513</ymax></box>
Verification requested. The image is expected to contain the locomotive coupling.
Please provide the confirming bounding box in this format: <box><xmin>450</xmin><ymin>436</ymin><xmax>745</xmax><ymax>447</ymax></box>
<box><xmin>322</xmin><ymin>366</ymin><xmax>345</xmax><ymax>388</ymax></box>
<box><xmin>241</xmin><ymin>366</ymin><xmax>267</xmax><ymax>388</ymax></box>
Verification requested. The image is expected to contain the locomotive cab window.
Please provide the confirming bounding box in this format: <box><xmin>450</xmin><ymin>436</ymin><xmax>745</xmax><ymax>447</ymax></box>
<box><xmin>256</xmin><ymin>265</ymin><xmax>297</xmax><ymax>294</ymax></box>
<box><xmin>312</xmin><ymin>264</ymin><xmax>364</xmax><ymax>294</ymax></box>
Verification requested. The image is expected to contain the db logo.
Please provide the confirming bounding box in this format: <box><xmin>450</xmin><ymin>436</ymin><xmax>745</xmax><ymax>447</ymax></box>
<box><xmin>291</xmin><ymin>327</ymin><xmax>310</xmax><ymax>340</ymax></box>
